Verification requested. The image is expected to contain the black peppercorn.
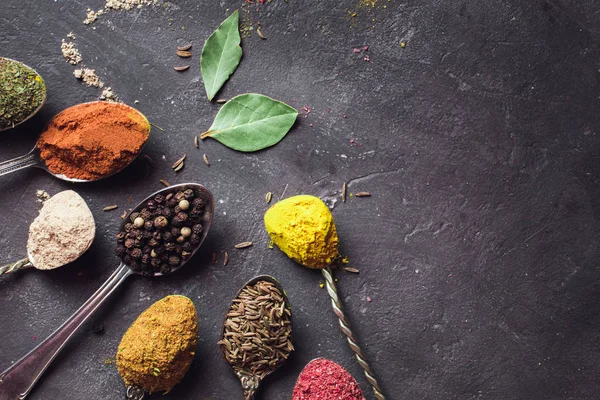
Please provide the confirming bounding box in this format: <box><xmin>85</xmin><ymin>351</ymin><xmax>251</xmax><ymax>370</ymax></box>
<box><xmin>165</xmin><ymin>242</ymin><xmax>176</xmax><ymax>251</ymax></box>
<box><xmin>173</xmin><ymin>212</ymin><xmax>188</xmax><ymax>226</ymax></box>
<box><xmin>182</xmin><ymin>242</ymin><xmax>193</xmax><ymax>252</ymax></box>
<box><xmin>148</xmin><ymin>238</ymin><xmax>159</xmax><ymax>247</ymax></box>
<box><xmin>116</xmin><ymin>231</ymin><xmax>126</xmax><ymax>242</ymax></box>
<box><xmin>139</xmin><ymin>208</ymin><xmax>152</xmax><ymax>220</ymax></box>
<box><xmin>154</xmin><ymin>194</ymin><xmax>165</xmax><ymax>204</ymax></box>
<box><xmin>124</xmin><ymin>238</ymin><xmax>135</xmax><ymax>248</ymax></box>
<box><xmin>184</xmin><ymin>189</ymin><xmax>194</xmax><ymax>199</ymax></box>
<box><xmin>144</xmin><ymin>221</ymin><xmax>154</xmax><ymax>230</ymax></box>
<box><xmin>170</xmin><ymin>227</ymin><xmax>180</xmax><ymax>236</ymax></box>
<box><xmin>160</xmin><ymin>264</ymin><xmax>171</xmax><ymax>274</ymax></box>
<box><xmin>115</xmin><ymin>244</ymin><xmax>126</xmax><ymax>256</ymax></box>
<box><xmin>192</xmin><ymin>224</ymin><xmax>203</xmax><ymax>235</ymax></box>
<box><xmin>168</xmin><ymin>255</ymin><xmax>181</xmax><ymax>266</ymax></box>
<box><xmin>190</xmin><ymin>234</ymin><xmax>200</xmax><ymax>244</ymax></box>
<box><xmin>147</xmin><ymin>200</ymin><xmax>157</xmax><ymax>210</ymax></box>
<box><xmin>141</xmin><ymin>254</ymin><xmax>151</xmax><ymax>264</ymax></box>
<box><xmin>162</xmin><ymin>231</ymin><xmax>173</xmax><ymax>242</ymax></box>
<box><xmin>152</xmin><ymin>231</ymin><xmax>162</xmax><ymax>240</ymax></box>
<box><xmin>175</xmin><ymin>191</ymin><xmax>185</xmax><ymax>201</ymax></box>
<box><xmin>192</xmin><ymin>198</ymin><xmax>205</xmax><ymax>208</ymax></box>
<box><xmin>124</xmin><ymin>223</ymin><xmax>133</xmax><ymax>232</ymax></box>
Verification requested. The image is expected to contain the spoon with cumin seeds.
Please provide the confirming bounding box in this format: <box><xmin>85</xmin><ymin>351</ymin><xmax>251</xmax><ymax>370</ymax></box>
<box><xmin>0</xmin><ymin>183</ymin><xmax>214</xmax><ymax>400</ymax></box>
<box><xmin>219</xmin><ymin>275</ymin><xmax>294</xmax><ymax>400</ymax></box>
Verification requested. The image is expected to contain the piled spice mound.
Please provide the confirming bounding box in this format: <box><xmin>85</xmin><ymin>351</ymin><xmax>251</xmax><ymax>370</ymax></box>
<box><xmin>116</xmin><ymin>295</ymin><xmax>198</xmax><ymax>393</ymax></box>
<box><xmin>37</xmin><ymin>102</ymin><xmax>149</xmax><ymax>180</ymax></box>
<box><xmin>115</xmin><ymin>188</ymin><xmax>209</xmax><ymax>275</ymax></box>
<box><xmin>292</xmin><ymin>358</ymin><xmax>365</xmax><ymax>400</ymax></box>
<box><xmin>264</xmin><ymin>195</ymin><xmax>339</xmax><ymax>269</ymax></box>
<box><xmin>28</xmin><ymin>190</ymin><xmax>95</xmax><ymax>269</ymax></box>
<box><xmin>0</xmin><ymin>57</ymin><xmax>46</xmax><ymax>130</ymax></box>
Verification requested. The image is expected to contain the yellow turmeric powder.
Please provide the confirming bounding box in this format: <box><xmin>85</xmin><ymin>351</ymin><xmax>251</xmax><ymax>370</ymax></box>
<box><xmin>264</xmin><ymin>195</ymin><xmax>339</xmax><ymax>269</ymax></box>
<box><xmin>116</xmin><ymin>295</ymin><xmax>198</xmax><ymax>394</ymax></box>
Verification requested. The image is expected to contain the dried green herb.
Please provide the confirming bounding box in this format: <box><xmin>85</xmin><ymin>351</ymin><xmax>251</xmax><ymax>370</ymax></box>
<box><xmin>0</xmin><ymin>58</ymin><xmax>46</xmax><ymax>130</ymax></box>
<box><xmin>200</xmin><ymin>10</ymin><xmax>242</xmax><ymax>100</ymax></box>
<box><xmin>200</xmin><ymin>94</ymin><xmax>297</xmax><ymax>152</ymax></box>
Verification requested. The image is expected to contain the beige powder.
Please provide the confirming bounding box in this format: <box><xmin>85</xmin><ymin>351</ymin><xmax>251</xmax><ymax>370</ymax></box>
<box><xmin>27</xmin><ymin>190</ymin><xmax>96</xmax><ymax>270</ymax></box>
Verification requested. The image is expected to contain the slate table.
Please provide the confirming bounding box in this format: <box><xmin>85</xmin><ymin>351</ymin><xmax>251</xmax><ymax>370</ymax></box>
<box><xmin>1</xmin><ymin>1</ymin><xmax>600</xmax><ymax>399</ymax></box>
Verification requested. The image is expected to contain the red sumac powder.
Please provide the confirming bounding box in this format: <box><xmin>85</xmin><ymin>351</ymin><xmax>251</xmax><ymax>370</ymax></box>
<box><xmin>292</xmin><ymin>358</ymin><xmax>365</xmax><ymax>400</ymax></box>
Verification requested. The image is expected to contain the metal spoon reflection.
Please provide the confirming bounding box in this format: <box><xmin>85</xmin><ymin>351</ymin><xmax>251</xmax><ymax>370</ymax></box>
<box><xmin>0</xmin><ymin>183</ymin><xmax>214</xmax><ymax>400</ymax></box>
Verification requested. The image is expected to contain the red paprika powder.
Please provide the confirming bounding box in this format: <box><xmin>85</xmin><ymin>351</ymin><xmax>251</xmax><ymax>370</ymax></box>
<box><xmin>37</xmin><ymin>101</ymin><xmax>150</xmax><ymax>180</ymax></box>
<box><xmin>292</xmin><ymin>358</ymin><xmax>365</xmax><ymax>400</ymax></box>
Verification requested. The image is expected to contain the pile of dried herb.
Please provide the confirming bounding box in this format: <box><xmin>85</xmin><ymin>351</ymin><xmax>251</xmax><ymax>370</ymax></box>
<box><xmin>0</xmin><ymin>57</ymin><xmax>45</xmax><ymax>130</ymax></box>
<box><xmin>218</xmin><ymin>280</ymin><xmax>293</xmax><ymax>379</ymax></box>
<box><xmin>115</xmin><ymin>187</ymin><xmax>210</xmax><ymax>275</ymax></box>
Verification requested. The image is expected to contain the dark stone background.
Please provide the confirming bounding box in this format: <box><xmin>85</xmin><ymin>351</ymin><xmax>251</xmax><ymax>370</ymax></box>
<box><xmin>1</xmin><ymin>0</ymin><xmax>600</xmax><ymax>399</ymax></box>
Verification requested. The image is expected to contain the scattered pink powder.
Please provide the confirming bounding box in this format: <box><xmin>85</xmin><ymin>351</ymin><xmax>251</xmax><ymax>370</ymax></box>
<box><xmin>353</xmin><ymin>48</ymin><xmax>361</xmax><ymax>53</ymax></box>
<box><xmin>363</xmin><ymin>46</ymin><xmax>369</xmax><ymax>51</ymax></box>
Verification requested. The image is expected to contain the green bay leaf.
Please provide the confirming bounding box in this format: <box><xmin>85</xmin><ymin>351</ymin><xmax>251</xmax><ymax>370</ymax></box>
<box><xmin>200</xmin><ymin>10</ymin><xmax>243</xmax><ymax>101</ymax></box>
<box><xmin>200</xmin><ymin>94</ymin><xmax>298</xmax><ymax>152</ymax></box>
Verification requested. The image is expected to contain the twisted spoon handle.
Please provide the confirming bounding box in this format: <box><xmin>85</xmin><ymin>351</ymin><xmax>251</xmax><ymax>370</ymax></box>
<box><xmin>0</xmin><ymin>149</ymin><xmax>40</xmax><ymax>177</ymax></box>
<box><xmin>0</xmin><ymin>257</ymin><xmax>33</xmax><ymax>275</ymax></box>
<box><xmin>0</xmin><ymin>263</ymin><xmax>132</xmax><ymax>399</ymax></box>
<box><xmin>322</xmin><ymin>267</ymin><xmax>385</xmax><ymax>400</ymax></box>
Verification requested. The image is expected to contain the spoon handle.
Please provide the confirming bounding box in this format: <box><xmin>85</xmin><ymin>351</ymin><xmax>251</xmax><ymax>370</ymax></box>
<box><xmin>0</xmin><ymin>150</ymin><xmax>39</xmax><ymax>177</ymax></box>
<box><xmin>0</xmin><ymin>263</ymin><xmax>133</xmax><ymax>399</ymax></box>
<box><xmin>322</xmin><ymin>267</ymin><xmax>386</xmax><ymax>400</ymax></box>
<box><xmin>0</xmin><ymin>257</ymin><xmax>33</xmax><ymax>275</ymax></box>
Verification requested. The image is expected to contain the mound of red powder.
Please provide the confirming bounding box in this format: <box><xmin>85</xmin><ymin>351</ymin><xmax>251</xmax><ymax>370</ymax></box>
<box><xmin>292</xmin><ymin>358</ymin><xmax>365</xmax><ymax>400</ymax></box>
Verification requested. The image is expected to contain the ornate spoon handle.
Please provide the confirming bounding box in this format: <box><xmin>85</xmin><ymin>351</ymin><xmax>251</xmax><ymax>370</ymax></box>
<box><xmin>322</xmin><ymin>267</ymin><xmax>385</xmax><ymax>400</ymax></box>
<box><xmin>0</xmin><ymin>257</ymin><xmax>33</xmax><ymax>275</ymax></box>
<box><xmin>0</xmin><ymin>149</ymin><xmax>40</xmax><ymax>177</ymax></box>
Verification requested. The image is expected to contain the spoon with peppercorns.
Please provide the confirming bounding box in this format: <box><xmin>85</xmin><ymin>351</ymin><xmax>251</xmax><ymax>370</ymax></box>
<box><xmin>0</xmin><ymin>183</ymin><xmax>214</xmax><ymax>400</ymax></box>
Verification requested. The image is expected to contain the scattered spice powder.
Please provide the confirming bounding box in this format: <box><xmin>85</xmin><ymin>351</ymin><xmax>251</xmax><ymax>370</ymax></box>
<box><xmin>116</xmin><ymin>295</ymin><xmax>198</xmax><ymax>394</ymax></box>
<box><xmin>292</xmin><ymin>358</ymin><xmax>365</xmax><ymax>400</ymax></box>
<box><xmin>84</xmin><ymin>8</ymin><xmax>104</xmax><ymax>24</ymax></box>
<box><xmin>74</xmin><ymin>68</ymin><xmax>104</xmax><ymax>88</ymax></box>
<box><xmin>37</xmin><ymin>102</ymin><xmax>150</xmax><ymax>180</ymax></box>
<box><xmin>61</xmin><ymin>39</ymin><xmax>82</xmax><ymax>65</ymax></box>
<box><xmin>264</xmin><ymin>195</ymin><xmax>339</xmax><ymax>269</ymax></box>
<box><xmin>27</xmin><ymin>190</ymin><xmax>95</xmax><ymax>270</ymax></box>
<box><xmin>0</xmin><ymin>57</ymin><xmax>46</xmax><ymax>130</ymax></box>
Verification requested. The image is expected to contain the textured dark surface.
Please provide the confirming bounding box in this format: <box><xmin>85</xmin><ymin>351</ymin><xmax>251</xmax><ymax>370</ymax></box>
<box><xmin>1</xmin><ymin>0</ymin><xmax>600</xmax><ymax>399</ymax></box>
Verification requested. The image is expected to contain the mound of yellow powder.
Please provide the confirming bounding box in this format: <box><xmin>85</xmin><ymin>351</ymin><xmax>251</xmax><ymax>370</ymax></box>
<box><xmin>264</xmin><ymin>195</ymin><xmax>339</xmax><ymax>269</ymax></box>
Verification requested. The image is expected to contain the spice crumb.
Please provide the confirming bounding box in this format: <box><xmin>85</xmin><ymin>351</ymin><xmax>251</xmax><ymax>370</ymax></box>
<box><xmin>74</xmin><ymin>68</ymin><xmax>104</xmax><ymax>88</ymax></box>
<box><xmin>319</xmin><ymin>282</ymin><xmax>324</xmax><ymax>288</ymax></box>
<box><xmin>100</xmin><ymin>87</ymin><xmax>118</xmax><ymax>102</ymax></box>
<box><xmin>343</xmin><ymin>267</ymin><xmax>360</xmax><ymax>274</ymax></box>
<box><xmin>203</xmin><ymin>153</ymin><xmax>210</xmax><ymax>166</ymax></box>
<box><xmin>223</xmin><ymin>251</ymin><xmax>229</xmax><ymax>266</ymax></box>
<box><xmin>234</xmin><ymin>241</ymin><xmax>253</xmax><ymax>249</ymax></box>
<box><xmin>367</xmin><ymin>296</ymin><xmax>372</xmax><ymax>302</ymax></box>
<box><xmin>265</xmin><ymin>192</ymin><xmax>272</xmax><ymax>203</ymax></box>
<box><xmin>103</xmin><ymin>205</ymin><xmax>118</xmax><ymax>211</ymax></box>
<box><xmin>61</xmin><ymin>39</ymin><xmax>82</xmax><ymax>65</ymax></box>
<box><xmin>159</xmin><ymin>179</ymin><xmax>170</xmax><ymax>187</ymax></box>
<box><xmin>36</xmin><ymin>190</ymin><xmax>51</xmax><ymax>203</ymax></box>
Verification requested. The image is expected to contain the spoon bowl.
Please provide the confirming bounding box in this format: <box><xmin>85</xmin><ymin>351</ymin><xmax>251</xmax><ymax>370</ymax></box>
<box><xmin>0</xmin><ymin>57</ymin><xmax>46</xmax><ymax>132</ymax></box>
<box><xmin>221</xmin><ymin>275</ymin><xmax>293</xmax><ymax>400</ymax></box>
<box><xmin>0</xmin><ymin>183</ymin><xmax>214</xmax><ymax>400</ymax></box>
<box><xmin>0</xmin><ymin>101</ymin><xmax>150</xmax><ymax>182</ymax></box>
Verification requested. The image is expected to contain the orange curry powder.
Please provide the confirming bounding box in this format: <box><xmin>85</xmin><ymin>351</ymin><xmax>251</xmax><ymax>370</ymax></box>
<box><xmin>37</xmin><ymin>102</ymin><xmax>150</xmax><ymax>180</ymax></box>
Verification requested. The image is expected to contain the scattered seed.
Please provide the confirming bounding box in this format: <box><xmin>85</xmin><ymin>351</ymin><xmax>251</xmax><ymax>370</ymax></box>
<box><xmin>172</xmin><ymin>154</ymin><xmax>187</xmax><ymax>169</ymax></box>
<box><xmin>212</xmin><ymin>252</ymin><xmax>217</xmax><ymax>264</ymax></box>
<box><xmin>215</xmin><ymin>98</ymin><xmax>227</xmax><ymax>104</ymax></box>
<box><xmin>120</xmin><ymin>210</ymin><xmax>127</xmax><ymax>219</ymax></box>
<box><xmin>174</xmin><ymin>161</ymin><xmax>185</xmax><ymax>172</ymax></box>
<box><xmin>235</xmin><ymin>241</ymin><xmax>253</xmax><ymax>249</ymax></box>
<box><xmin>103</xmin><ymin>205</ymin><xmax>118</xmax><ymax>211</ymax></box>
<box><xmin>194</xmin><ymin>135</ymin><xmax>199</xmax><ymax>148</ymax></box>
<box><xmin>173</xmin><ymin>65</ymin><xmax>190</xmax><ymax>71</ymax></box>
<box><xmin>257</xmin><ymin>27</ymin><xmax>266</xmax><ymax>39</ymax></box>
<box><xmin>177</xmin><ymin>43</ymin><xmax>192</xmax><ymax>51</ymax></box>
<box><xmin>143</xmin><ymin>154</ymin><xmax>154</xmax><ymax>166</ymax></box>
<box><xmin>342</xmin><ymin>182</ymin><xmax>347</xmax><ymax>203</ymax></box>
<box><xmin>223</xmin><ymin>251</ymin><xmax>229</xmax><ymax>266</ymax></box>
<box><xmin>160</xmin><ymin>179</ymin><xmax>170</xmax><ymax>187</ymax></box>
<box><xmin>354</xmin><ymin>191</ymin><xmax>371</xmax><ymax>197</ymax></box>
<box><xmin>177</xmin><ymin>50</ymin><xmax>192</xmax><ymax>58</ymax></box>
<box><xmin>265</xmin><ymin>192</ymin><xmax>272</xmax><ymax>203</ymax></box>
<box><xmin>203</xmin><ymin>153</ymin><xmax>210</xmax><ymax>166</ymax></box>
<box><xmin>343</xmin><ymin>267</ymin><xmax>360</xmax><ymax>274</ymax></box>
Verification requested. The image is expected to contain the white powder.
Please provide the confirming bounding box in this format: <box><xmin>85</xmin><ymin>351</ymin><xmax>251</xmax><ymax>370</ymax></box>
<box><xmin>105</xmin><ymin>0</ymin><xmax>158</xmax><ymax>11</ymax></box>
<box><xmin>61</xmin><ymin>39</ymin><xmax>82</xmax><ymax>65</ymax></box>
<box><xmin>27</xmin><ymin>190</ymin><xmax>96</xmax><ymax>270</ymax></box>
<box><xmin>84</xmin><ymin>8</ymin><xmax>104</xmax><ymax>24</ymax></box>
<box><xmin>74</xmin><ymin>67</ymin><xmax>104</xmax><ymax>88</ymax></box>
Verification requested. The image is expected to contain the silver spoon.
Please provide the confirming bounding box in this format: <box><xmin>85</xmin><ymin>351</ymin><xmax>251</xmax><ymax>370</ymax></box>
<box><xmin>0</xmin><ymin>183</ymin><xmax>214</xmax><ymax>400</ymax></box>
<box><xmin>0</xmin><ymin>57</ymin><xmax>46</xmax><ymax>132</ymax></box>
<box><xmin>0</xmin><ymin>101</ymin><xmax>150</xmax><ymax>182</ymax></box>
<box><xmin>220</xmin><ymin>275</ymin><xmax>293</xmax><ymax>400</ymax></box>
